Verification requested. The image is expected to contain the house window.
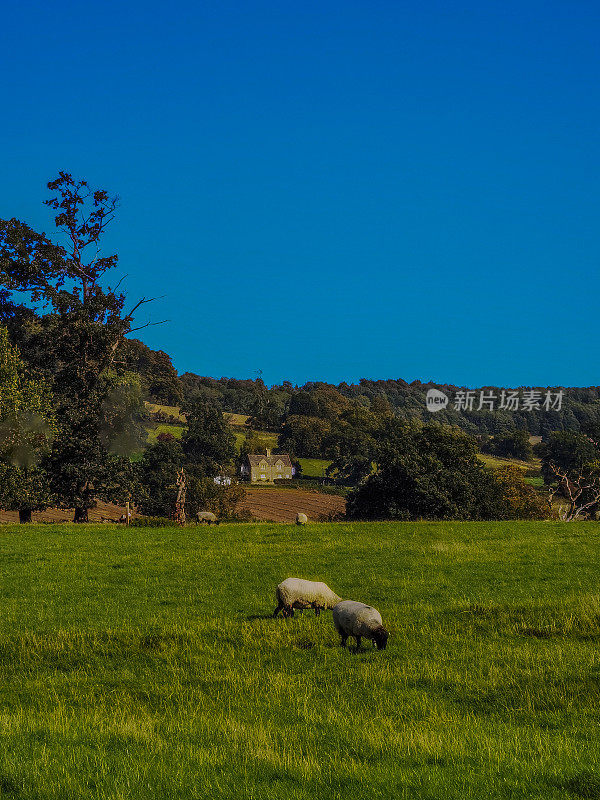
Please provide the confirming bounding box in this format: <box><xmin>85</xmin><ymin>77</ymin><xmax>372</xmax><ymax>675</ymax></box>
<box><xmin>260</xmin><ymin>474</ymin><xmax>266</xmax><ymax>481</ymax></box>
<box><xmin>277</xmin><ymin>464</ymin><xmax>282</xmax><ymax>470</ymax></box>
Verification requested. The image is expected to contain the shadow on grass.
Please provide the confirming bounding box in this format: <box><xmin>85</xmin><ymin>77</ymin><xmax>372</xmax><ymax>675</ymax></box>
<box><xmin>552</xmin><ymin>770</ymin><xmax>600</xmax><ymax>798</ymax></box>
<box><xmin>450</xmin><ymin>602</ymin><xmax>600</xmax><ymax>641</ymax></box>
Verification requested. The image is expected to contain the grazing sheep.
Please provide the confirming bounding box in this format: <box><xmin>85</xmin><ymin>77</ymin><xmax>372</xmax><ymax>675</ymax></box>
<box><xmin>296</xmin><ymin>513</ymin><xmax>308</xmax><ymax>525</ymax></box>
<box><xmin>274</xmin><ymin>578</ymin><xmax>341</xmax><ymax>618</ymax></box>
<box><xmin>196</xmin><ymin>511</ymin><xmax>219</xmax><ymax>525</ymax></box>
<box><xmin>333</xmin><ymin>600</ymin><xmax>389</xmax><ymax>650</ymax></box>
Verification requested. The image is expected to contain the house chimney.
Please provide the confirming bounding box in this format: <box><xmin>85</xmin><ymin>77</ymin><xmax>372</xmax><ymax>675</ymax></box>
<box><xmin>266</xmin><ymin>448</ymin><xmax>271</xmax><ymax>458</ymax></box>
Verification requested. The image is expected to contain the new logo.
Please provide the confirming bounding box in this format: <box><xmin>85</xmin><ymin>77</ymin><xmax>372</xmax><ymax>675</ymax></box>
<box><xmin>425</xmin><ymin>389</ymin><xmax>449</xmax><ymax>413</ymax></box>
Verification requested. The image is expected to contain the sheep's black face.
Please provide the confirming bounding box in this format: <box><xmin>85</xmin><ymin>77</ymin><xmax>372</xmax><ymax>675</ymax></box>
<box><xmin>374</xmin><ymin>627</ymin><xmax>389</xmax><ymax>650</ymax></box>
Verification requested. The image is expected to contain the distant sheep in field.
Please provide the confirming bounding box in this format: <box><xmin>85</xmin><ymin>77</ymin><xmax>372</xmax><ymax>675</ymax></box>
<box><xmin>296</xmin><ymin>513</ymin><xmax>308</xmax><ymax>525</ymax></box>
<box><xmin>274</xmin><ymin>578</ymin><xmax>341</xmax><ymax>618</ymax></box>
<box><xmin>196</xmin><ymin>511</ymin><xmax>219</xmax><ymax>525</ymax></box>
<box><xmin>333</xmin><ymin>600</ymin><xmax>389</xmax><ymax>650</ymax></box>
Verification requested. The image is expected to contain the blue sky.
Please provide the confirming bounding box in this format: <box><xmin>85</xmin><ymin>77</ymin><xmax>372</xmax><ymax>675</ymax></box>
<box><xmin>1</xmin><ymin>1</ymin><xmax>598</xmax><ymax>387</ymax></box>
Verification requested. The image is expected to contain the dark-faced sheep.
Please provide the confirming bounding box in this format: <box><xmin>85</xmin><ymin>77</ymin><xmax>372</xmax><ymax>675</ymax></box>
<box><xmin>333</xmin><ymin>600</ymin><xmax>389</xmax><ymax>650</ymax></box>
<box><xmin>274</xmin><ymin>578</ymin><xmax>341</xmax><ymax>618</ymax></box>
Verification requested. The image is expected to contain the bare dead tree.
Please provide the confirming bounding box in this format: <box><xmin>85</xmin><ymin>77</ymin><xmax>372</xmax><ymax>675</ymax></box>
<box><xmin>547</xmin><ymin>462</ymin><xmax>600</xmax><ymax>521</ymax></box>
<box><xmin>174</xmin><ymin>467</ymin><xmax>187</xmax><ymax>525</ymax></box>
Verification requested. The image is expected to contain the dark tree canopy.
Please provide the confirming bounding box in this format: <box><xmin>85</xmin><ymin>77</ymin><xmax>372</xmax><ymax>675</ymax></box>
<box><xmin>481</xmin><ymin>430</ymin><xmax>533</xmax><ymax>461</ymax></box>
<box><xmin>347</xmin><ymin>421</ymin><xmax>507</xmax><ymax>521</ymax></box>
<box><xmin>119</xmin><ymin>338</ymin><xmax>183</xmax><ymax>406</ymax></box>
<box><xmin>181</xmin><ymin>398</ymin><xmax>236</xmax><ymax>476</ymax></box>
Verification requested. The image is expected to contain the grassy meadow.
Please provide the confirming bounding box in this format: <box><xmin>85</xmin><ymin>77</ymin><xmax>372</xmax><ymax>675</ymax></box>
<box><xmin>297</xmin><ymin>458</ymin><xmax>332</xmax><ymax>478</ymax></box>
<box><xmin>0</xmin><ymin>521</ymin><xmax>599</xmax><ymax>798</ymax></box>
<box><xmin>145</xmin><ymin>423</ymin><xmax>185</xmax><ymax>444</ymax></box>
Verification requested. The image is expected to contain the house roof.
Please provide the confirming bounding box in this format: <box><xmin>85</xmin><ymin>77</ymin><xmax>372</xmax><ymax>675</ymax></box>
<box><xmin>247</xmin><ymin>453</ymin><xmax>292</xmax><ymax>467</ymax></box>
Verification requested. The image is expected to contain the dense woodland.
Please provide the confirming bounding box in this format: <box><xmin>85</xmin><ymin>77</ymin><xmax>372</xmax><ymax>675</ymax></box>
<box><xmin>179</xmin><ymin>372</ymin><xmax>599</xmax><ymax>439</ymax></box>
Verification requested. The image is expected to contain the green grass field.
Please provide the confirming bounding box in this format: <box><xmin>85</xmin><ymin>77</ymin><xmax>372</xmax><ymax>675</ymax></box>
<box><xmin>477</xmin><ymin>453</ymin><xmax>545</xmax><ymax>489</ymax></box>
<box><xmin>477</xmin><ymin>453</ymin><xmax>536</xmax><ymax>470</ymax></box>
<box><xmin>146</xmin><ymin>423</ymin><xmax>185</xmax><ymax>444</ymax></box>
<box><xmin>298</xmin><ymin>457</ymin><xmax>332</xmax><ymax>477</ymax></box>
<box><xmin>144</xmin><ymin>402</ymin><xmax>187</xmax><ymax>423</ymax></box>
<box><xmin>0</xmin><ymin>521</ymin><xmax>599</xmax><ymax>799</ymax></box>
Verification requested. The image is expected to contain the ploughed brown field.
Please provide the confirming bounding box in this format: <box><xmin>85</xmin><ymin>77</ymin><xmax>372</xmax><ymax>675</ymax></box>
<box><xmin>0</xmin><ymin>500</ymin><xmax>130</xmax><ymax>524</ymax></box>
<box><xmin>238</xmin><ymin>488</ymin><xmax>346</xmax><ymax>522</ymax></box>
<box><xmin>0</xmin><ymin>490</ymin><xmax>346</xmax><ymax>524</ymax></box>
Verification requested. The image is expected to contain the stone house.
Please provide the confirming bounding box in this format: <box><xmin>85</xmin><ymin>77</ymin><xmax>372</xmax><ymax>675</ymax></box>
<box><xmin>241</xmin><ymin>449</ymin><xmax>294</xmax><ymax>483</ymax></box>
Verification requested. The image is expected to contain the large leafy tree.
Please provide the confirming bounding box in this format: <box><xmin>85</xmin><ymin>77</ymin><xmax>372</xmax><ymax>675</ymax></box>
<box><xmin>135</xmin><ymin>439</ymin><xmax>184</xmax><ymax>518</ymax></box>
<box><xmin>120</xmin><ymin>338</ymin><xmax>183</xmax><ymax>405</ymax></box>
<box><xmin>0</xmin><ymin>327</ymin><xmax>57</xmax><ymax>521</ymax></box>
<box><xmin>481</xmin><ymin>429</ymin><xmax>533</xmax><ymax>461</ymax></box>
<box><xmin>278</xmin><ymin>415</ymin><xmax>331</xmax><ymax>458</ymax></box>
<box><xmin>347</xmin><ymin>420</ymin><xmax>507</xmax><ymax>521</ymax></box>
<box><xmin>494</xmin><ymin>466</ymin><xmax>547</xmax><ymax>520</ymax></box>
<box><xmin>181</xmin><ymin>399</ymin><xmax>236</xmax><ymax>476</ymax></box>
<box><xmin>0</xmin><ymin>173</ymin><xmax>157</xmax><ymax>520</ymax></box>
<box><xmin>324</xmin><ymin>406</ymin><xmax>383</xmax><ymax>484</ymax></box>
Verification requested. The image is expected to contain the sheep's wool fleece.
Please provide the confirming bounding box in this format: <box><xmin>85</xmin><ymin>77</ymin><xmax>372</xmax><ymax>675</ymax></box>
<box><xmin>333</xmin><ymin>600</ymin><xmax>383</xmax><ymax>638</ymax></box>
<box><xmin>296</xmin><ymin>513</ymin><xmax>308</xmax><ymax>525</ymax></box>
<box><xmin>277</xmin><ymin>578</ymin><xmax>341</xmax><ymax>609</ymax></box>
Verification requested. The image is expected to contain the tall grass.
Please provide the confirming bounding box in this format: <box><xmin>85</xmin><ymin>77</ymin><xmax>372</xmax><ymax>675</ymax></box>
<box><xmin>0</xmin><ymin>521</ymin><xmax>598</xmax><ymax>798</ymax></box>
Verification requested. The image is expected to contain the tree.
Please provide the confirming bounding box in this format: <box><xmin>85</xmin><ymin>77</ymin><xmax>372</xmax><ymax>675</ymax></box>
<box><xmin>324</xmin><ymin>406</ymin><xmax>382</xmax><ymax>484</ymax></box>
<box><xmin>546</xmin><ymin>463</ymin><xmax>600</xmax><ymax>521</ymax></box>
<box><xmin>347</xmin><ymin>421</ymin><xmax>507</xmax><ymax>521</ymax></box>
<box><xmin>288</xmin><ymin>385</ymin><xmax>348</xmax><ymax>421</ymax></box>
<box><xmin>538</xmin><ymin>431</ymin><xmax>598</xmax><ymax>482</ymax></box>
<box><xmin>0</xmin><ymin>173</ymin><xmax>159</xmax><ymax>520</ymax></box>
<box><xmin>135</xmin><ymin>438</ymin><xmax>184</xmax><ymax>517</ymax></box>
<box><xmin>0</xmin><ymin>327</ymin><xmax>57</xmax><ymax>521</ymax></box>
<box><xmin>493</xmin><ymin>466</ymin><xmax>547</xmax><ymax>520</ymax></box>
<box><xmin>249</xmin><ymin>391</ymin><xmax>288</xmax><ymax>430</ymax></box>
<box><xmin>185</xmin><ymin>472</ymin><xmax>247</xmax><ymax>520</ymax></box>
<box><xmin>120</xmin><ymin>338</ymin><xmax>183</xmax><ymax>405</ymax></box>
<box><xmin>181</xmin><ymin>398</ymin><xmax>236</xmax><ymax>476</ymax></box>
<box><xmin>481</xmin><ymin>430</ymin><xmax>533</xmax><ymax>461</ymax></box>
<box><xmin>278</xmin><ymin>415</ymin><xmax>331</xmax><ymax>458</ymax></box>
<box><xmin>539</xmin><ymin>431</ymin><xmax>600</xmax><ymax>520</ymax></box>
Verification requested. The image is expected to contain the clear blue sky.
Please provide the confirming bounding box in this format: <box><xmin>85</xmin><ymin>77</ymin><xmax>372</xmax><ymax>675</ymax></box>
<box><xmin>1</xmin><ymin>1</ymin><xmax>598</xmax><ymax>387</ymax></box>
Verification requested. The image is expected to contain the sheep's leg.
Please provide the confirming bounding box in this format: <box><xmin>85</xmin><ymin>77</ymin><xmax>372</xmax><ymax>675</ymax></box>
<box><xmin>355</xmin><ymin>636</ymin><xmax>362</xmax><ymax>650</ymax></box>
<box><xmin>273</xmin><ymin>600</ymin><xmax>284</xmax><ymax>618</ymax></box>
<box><xmin>340</xmin><ymin>634</ymin><xmax>348</xmax><ymax>647</ymax></box>
<box><xmin>314</xmin><ymin>606</ymin><xmax>321</xmax><ymax>617</ymax></box>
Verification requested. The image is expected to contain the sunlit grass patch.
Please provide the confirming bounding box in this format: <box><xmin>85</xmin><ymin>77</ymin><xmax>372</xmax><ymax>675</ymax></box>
<box><xmin>0</xmin><ymin>521</ymin><xmax>598</xmax><ymax>797</ymax></box>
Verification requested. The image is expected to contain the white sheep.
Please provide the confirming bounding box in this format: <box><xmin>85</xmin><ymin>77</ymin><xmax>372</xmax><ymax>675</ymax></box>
<box><xmin>196</xmin><ymin>511</ymin><xmax>219</xmax><ymax>525</ymax></box>
<box><xmin>274</xmin><ymin>578</ymin><xmax>341</xmax><ymax>618</ymax></box>
<box><xmin>296</xmin><ymin>513</ymin><xmax>308</xmax><ymax>525</ymax></box>
<box><xmin>332</xmin><ymin>600</ymin><xmax>389</xmax><ymax>650</ymax></box>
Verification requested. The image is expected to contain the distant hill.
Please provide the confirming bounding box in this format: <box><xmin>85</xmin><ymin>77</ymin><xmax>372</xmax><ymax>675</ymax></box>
<box><xmin>178</xmin><ymin>372</ymin><xmax>600</xmax><ymax>438</ymax></box>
